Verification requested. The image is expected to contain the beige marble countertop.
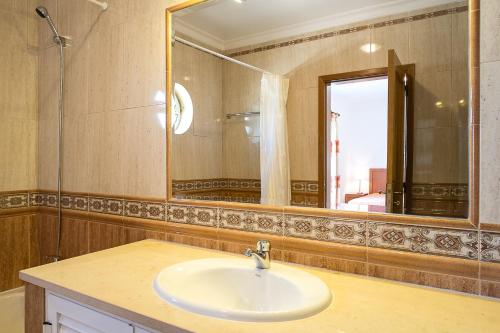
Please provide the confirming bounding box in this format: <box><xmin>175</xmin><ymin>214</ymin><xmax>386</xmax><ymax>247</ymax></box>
<box><xmin>20</xmin><ymin>240</ymin><xmax>500</xmax><ymax>333</ymax></box>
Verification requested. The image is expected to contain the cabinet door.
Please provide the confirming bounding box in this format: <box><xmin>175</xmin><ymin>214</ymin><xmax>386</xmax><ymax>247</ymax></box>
<box><xmin>46</xmin><ymin>293</ymin><xmax>134</xmax><ymax>333</ymax></box>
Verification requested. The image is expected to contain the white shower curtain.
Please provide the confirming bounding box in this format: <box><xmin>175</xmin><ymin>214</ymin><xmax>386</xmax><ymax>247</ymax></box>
<box><xmin>260</xmin><ymin>73</ymin><xmax>291</xmax><ymax>206</ymax></box>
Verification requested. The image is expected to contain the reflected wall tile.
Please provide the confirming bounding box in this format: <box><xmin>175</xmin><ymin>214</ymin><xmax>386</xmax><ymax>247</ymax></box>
<box><xmin>412</xmin><ymin>127</ymin><xmax>454</xmax><ymax>183</ymax></box>
<box><xmin>450</xmin><ymin>69</ymin><xmax>469</xmax><ymax>128</ymax></box>
<box><xmin>451</xmin><ymin>11</ymin><xmax>468</xmax><ymax>72</ymax></box>
<box><xmin>409</xmin><ymin>14</ymin><xmax>452</xmax><ymax>73</ymax></box>
<box><xmin>480</xmin><ymin>0</ymin><xmax>500</xmax><ymax>63</ymax></box>
<box><xmin>335</xmin><ymin>29</ymin><xmax>371</xmax><ymax>72</ymax></box>
<box><xmin>88</xmin><ymin>111</ymin><xmax>124</xmax><ymax>196</ymax></box>
<box><xmin>370</xmin><ymin>23</ymin><xmax>409</xmax><ymax>68</ymax></box>
<box><xmin>122</xmin><ymin>106</ymin><xmax>166</xmax><ymax>198</ymax></box>
<box><xmin>62</xmin><ymin>115</ymin><xmax>89</xmax><ymax>193</ymax></box>
<box><xmin>479</xmin><ymin>61</ymin><xmax>500</xmax><ymax>225</ymax></box>
<box><xmin>413</xmin><ymin>70</ymin><xmax>452</xmax><ymax>129</ymax></box>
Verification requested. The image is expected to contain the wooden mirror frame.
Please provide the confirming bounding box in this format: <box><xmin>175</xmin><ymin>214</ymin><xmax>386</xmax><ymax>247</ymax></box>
<box><xmin>166</xmin><ymin>0</ymin><xmax>480</xmax><ymax>229</ymax></box>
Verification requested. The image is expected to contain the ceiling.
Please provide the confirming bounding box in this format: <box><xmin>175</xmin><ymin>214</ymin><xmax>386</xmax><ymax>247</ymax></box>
<box><xmin>174</xmin><ymin>0</ymin><xmax>459</xmax><ymax>50</ymax></box>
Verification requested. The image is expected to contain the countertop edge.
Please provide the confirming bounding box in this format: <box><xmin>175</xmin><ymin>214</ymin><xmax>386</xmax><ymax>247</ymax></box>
<box><xmin>19</xmin><ymin>271</ymin><xmax>189</xmax><ymax>333</ymax></box>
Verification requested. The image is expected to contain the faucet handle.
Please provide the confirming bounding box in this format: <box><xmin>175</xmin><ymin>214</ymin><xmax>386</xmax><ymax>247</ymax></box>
<box><xmin>256</xmin><ymin>240</ymin><xmax>270</xmax><ymax>253</ymax></box>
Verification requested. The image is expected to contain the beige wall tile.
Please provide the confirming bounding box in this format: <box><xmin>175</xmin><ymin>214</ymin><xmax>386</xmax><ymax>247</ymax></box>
<box><xmin>64</xmin><ymin>38</ymin><xmax>89</xmax><ymax>118</ymax></box>
<box><xmin>0</xmin><ymin>118</ymin><xmax>37</xmax><ymax>191</ymax></box>
<box><xmin>480</xmin><ymin>61</ymin><xmax>500</xmax><ymax>224</ymax></box>
<box><xmin>122</xmin><ymin>106</ymin><xmax>166</xmax><ymax>198</ymax></box>
<box><xmin>62</xmin><ymin>115</ymin><xmax>89</xmax><ymax>193</ymax></box>
<box><xmin>37</xmin><ymin>116</ymin><xmax>57</xmax><ymax>190</ymax></box>
<box><xmin>88</xmin><ymin>111</ymin><xmax>124</xmax><ymax>196</ymax></box>
<box><xmin>370</xmin><ymin>23</ymin><xmax>409</xmax><ymax>68</ymax></box>
<box><xmin>481</xmin><ymin>0</ymin><xmax>500</xmax><ymax>63</ymax></box>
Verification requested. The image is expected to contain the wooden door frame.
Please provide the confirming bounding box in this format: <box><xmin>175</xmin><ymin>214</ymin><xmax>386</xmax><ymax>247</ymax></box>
<box><xmin>318</xmin><ymin>68</ymin><xmax>388</xmax><ymax>208</ymax></box>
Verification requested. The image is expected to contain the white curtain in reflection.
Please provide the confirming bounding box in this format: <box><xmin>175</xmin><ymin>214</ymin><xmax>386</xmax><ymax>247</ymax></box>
<box><xmin>260</xmin><ymin>73</ymin><xmax>291</xmax><ymax>206</ymax></box>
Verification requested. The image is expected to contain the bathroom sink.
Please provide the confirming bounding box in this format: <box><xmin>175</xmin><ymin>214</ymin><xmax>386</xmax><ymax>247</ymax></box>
<box><xmin>153</xmin><ymin>258</ymin><xmax>332</xmax><ymax>322</ymax></box>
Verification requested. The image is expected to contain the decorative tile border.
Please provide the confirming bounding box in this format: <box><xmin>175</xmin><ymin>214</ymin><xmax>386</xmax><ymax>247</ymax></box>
<box><xmin>284</xmin><ymin>214</ymin><xmax>366</xmax><ymax>246</ymax></box>
<box><xmin>168</xmin><ymin>204</ymin><xmax>217</xmax><ymax>227</ymax></box>
<box><xmin>125</xmin><ymin>200</ymin><xmax>165</xmax><ymax>221</ymax></box>
<box><xmin>173</xmin><ymin>178</ymin><xmax>318</xmax><ymax>194</ymax></box>
<box><xmin>219</xmin><ymin>208</ymin><xmax>284</xmax><ymax>235</ymax></box>
<box><xmin>3</xmin><ymin>190</ymin><xmax>500</xmax><ymax>265</ymax></box>
<box><xmin>368</xmin><ymin>222</ymin><xmax>478</xmax><ymax>260</ymax></box>
<box><xmin>227</xmin><ymin>5</ymin><xmax>468</xmax><ymax>57</ymax></box>
<box><xmin>481</xmin><ymin>232</ymin><xmax>500</xmax><ymax>263</ymax></box>
<box><xmin>172</xmin><ymin>179</ymin><xmax>318</xmax><ymax>206</ymax></box>
<box><xmin>410</xmin><ymin>183</ymin><xmax>468</xmax><ymax>200</ymax></box>
<box><xmin>0</xmin><ymin>192</ymin><xmax>29</xmax><ymax>209</ymax></box>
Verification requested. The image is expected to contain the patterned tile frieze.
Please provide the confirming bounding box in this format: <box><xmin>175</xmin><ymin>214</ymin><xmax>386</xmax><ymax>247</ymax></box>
<box><xmin>4</xmin><ymin>189</ymin><xmax>497</xmax><ymax>264</ymax></box>
<box><xmin>227</xmin><ymin>5</ymin><xmax>468</xmax><ymax>57</ymax></box>
<box><xmin>168</xmin><ymin>204</ymin><xmax>218</xmax><ymax>227</ymax></box>
<box><xmin>368</xmin><ymin>222</ymin><xmax>478</xmax><ymax>259</ymax></box>
<box><xmin>410</xmin><ymin>183</ymin><xmax>468</xmax><ymax>200</ymax></box>
<box><xmin>89</xmin><ymin>197</ymin><xmax>124</xmax><ymax>216</ymax></box>
<box><xmin>125</xmin><ymin>201</ymin><xmax>165</xmax><ymax>221</ymax></box>
<box><xmin>290</xmin><ymin>181</ymin><xmax>319</xmax><ymax>193</ymax></box>
<box><xmin>0</xmin><ymin>192</ymin><xmax>29</xmax><ymax>209</ymax></box>
<box><xmin>481</xmin><ymin>232</ymin><xmax>500</xmax><ymax>263</ymax></box>
<box><xmin>61</xmin><ymin>194</ymin><xmax>89</xmax><ymax>211</ymax></box>
<box><xmin>219</xmin><ymin>208</ymin><xmax>284</xmax><ymax>235</ymax></box>
<box><xmin>284</xmin><ymin>214</ymin><xmax>366</xmax><ymax>245</ymax></box>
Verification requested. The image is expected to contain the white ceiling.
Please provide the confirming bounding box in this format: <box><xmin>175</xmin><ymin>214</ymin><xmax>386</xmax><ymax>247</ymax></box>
<box><xmin>174</xmin><ymin>0</ymin><xmax>460</xmax><ymax>50</ymax></box>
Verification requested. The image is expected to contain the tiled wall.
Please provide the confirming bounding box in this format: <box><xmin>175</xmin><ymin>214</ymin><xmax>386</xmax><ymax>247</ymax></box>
<box><xmin>0</xmin><ymin>0</ymin><xmax>38</xmax><ymax>292</ymax></box>
<box><xmin>3</xmin><ymin>0</ymin><xmax>497</xmax><ymax>298</ymax></box>
<box><xmin>480</xmin><ymin>0</ymin><xmax>500</xmax><ymax>225</ymax></box>
<box><xmin>224</xmin><ymin>3</ymin><xmax>469</xmax><ymax>184</ymax></box>
<box><xmin>37</xmin><ymin>0</ymin><xmax>170</xmax><ymax>198</ymax></box>
<box><xmin>0</xmin><ymin>0</ymin><xmax>38</xmax><ymax>192</ymax></box>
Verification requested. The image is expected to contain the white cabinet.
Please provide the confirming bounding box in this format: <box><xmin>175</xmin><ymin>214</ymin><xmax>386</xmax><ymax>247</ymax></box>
<box><xmin>45</xmin><ymin>293</ymin><xmax>155</xmax><ymax>333</ymax></box>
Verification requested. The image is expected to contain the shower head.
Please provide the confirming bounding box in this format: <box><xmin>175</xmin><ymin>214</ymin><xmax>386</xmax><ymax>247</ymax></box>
<box><xmin>35</xmin><ymin>6</ymin><xmax>62</xmax><ymax>43</ymax></box>
<box><xmin>35</xmin><ymin>6</ymin><xmax>48</xmax><ymax>18</ymax></box>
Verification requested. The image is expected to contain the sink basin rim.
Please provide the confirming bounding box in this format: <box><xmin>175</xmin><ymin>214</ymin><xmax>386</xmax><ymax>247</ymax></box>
<box><xmin>153</xmin><ymin>258</ymin><xmax>332</xmax><ymax>322</ymax></box>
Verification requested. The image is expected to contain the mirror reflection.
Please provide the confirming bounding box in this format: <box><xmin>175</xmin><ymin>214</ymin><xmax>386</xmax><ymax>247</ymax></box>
<box><xmin>170</xmin><ymin>0</ymin><xmax>469</xmax><ymax>218</ymax></box>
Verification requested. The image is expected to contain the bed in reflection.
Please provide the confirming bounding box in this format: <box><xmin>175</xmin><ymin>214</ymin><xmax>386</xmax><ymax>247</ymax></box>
<box><xmin>340</xmin><ymin>168</ymin><xmax>386</xmax><ymax>213</ymax></box>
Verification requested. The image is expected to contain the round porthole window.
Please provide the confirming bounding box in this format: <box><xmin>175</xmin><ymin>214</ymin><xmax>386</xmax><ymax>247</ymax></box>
<box><xmin>171</xmin><ymin>83</ymin><xmax>193</xmax><ymax>135</ymax></box>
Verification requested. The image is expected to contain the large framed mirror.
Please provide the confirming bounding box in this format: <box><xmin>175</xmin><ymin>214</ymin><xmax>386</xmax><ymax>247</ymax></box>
<box><xmin>166</xmin><ymin>0</ymin><xmax>479</xmax><ymax>226</ymax></box>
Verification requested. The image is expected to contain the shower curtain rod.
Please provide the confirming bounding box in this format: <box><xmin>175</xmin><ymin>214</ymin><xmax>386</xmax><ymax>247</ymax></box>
<box><xmin>174</xmin><ymin>36</ymin><xmax>273</xmax><ymax>75</ymax></box>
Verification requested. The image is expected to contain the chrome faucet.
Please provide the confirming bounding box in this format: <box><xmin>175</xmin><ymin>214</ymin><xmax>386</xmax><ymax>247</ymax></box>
<box><xmin>244</xmin><ymin>240</ymin><xmax>271</xmax><ymax>269</ymax></box>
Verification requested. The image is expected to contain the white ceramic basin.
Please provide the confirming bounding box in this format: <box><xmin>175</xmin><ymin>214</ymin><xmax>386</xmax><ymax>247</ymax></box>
<box><xmin>153</xmin><ymin>258</ymin><xmax>332</xmax><ymax>322</ymax></box>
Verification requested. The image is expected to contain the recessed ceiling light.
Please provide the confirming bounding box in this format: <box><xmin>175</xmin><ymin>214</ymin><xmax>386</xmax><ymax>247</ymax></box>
<box><xmin>234</xmin><ymin>0</ymin><xmax>246</xmax><ymax>3</ymax></box>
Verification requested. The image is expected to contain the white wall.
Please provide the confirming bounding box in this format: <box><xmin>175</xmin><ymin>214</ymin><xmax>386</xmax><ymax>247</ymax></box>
<box><xmin>330</xmin><ymin>78</ymin><xmax>388</xmax><ymax>202</ymax></box>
